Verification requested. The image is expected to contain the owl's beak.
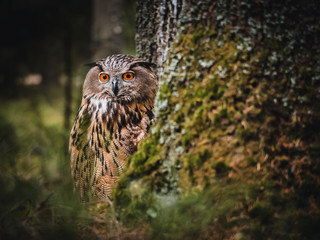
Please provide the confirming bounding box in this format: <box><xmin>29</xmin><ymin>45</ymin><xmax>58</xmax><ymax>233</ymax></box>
<box><xmin>112</xmin><ymin>80</ymin><xmax>119</xmax><ymax>96</ymax></box>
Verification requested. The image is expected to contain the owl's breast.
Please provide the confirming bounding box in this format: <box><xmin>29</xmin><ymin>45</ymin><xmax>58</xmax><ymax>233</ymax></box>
<box><xmin>88</xmin><ymin>99</ymin><xmax>152</xmax><ymax>159</ymax></box>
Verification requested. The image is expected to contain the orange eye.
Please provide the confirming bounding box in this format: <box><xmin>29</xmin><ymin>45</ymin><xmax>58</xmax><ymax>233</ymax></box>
<box><xmin>99</xmin><ymin>73</ymin><xmax>109</xmax><ymax>82</ymax></box>
<box><xmin>123</xmin><ymin>72</ymin><xmax>134</xmax><ymax>80</ymax></box>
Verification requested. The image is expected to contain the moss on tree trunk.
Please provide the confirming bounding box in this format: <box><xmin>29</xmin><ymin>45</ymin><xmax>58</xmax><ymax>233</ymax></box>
<box><xmin>114</xmin><ymin>1</ymin><xmax>320</xmax><ymax>239</ymax></box>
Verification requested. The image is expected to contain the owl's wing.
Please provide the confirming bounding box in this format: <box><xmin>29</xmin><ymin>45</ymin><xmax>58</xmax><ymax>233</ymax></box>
<box><xmin>69</xmin><ymin>102</ymin><xmax>128</xmax><ymax>201</ymax></box>
<box><xmin>92</xmin><ymin>120</ymin><xmax>131</xmax><ymax>200</ymax></box>
<box><xmin>92</xmin><ymin>105</ymin><xmax>151</xmax><ymax>200</ymax></box>
<box><xmin>69</xmin><ymin>103</ymin><xmax>94</xmax><ymax>201</ymax></box>
<box><xmin>69</xmin><ymin>101</ymin><xmax>152</xmax><ymax>201</ymax></box>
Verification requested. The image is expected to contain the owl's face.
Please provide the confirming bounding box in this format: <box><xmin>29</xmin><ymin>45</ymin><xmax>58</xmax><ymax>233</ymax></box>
<box><xmin>83</xmin><ymin>55</ymin><xmax>157</xmax><ymax>104</ymax></box>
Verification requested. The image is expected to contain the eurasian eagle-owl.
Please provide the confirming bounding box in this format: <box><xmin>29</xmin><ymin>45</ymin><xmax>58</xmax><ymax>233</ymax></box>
<box><xmin>69</xmin><ymin>54</ymin><xmax>157</xmax><ymax>201</ymax></box>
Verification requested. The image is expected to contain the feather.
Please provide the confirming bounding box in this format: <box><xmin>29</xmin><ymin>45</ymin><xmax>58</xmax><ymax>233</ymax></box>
<box><xmin>70</xmin><ymin>99</ymin><xmax>153</xmax><ymax>201</ymax></box>
<box><xmin>70</xmin><ymin>54</ymin><xmax>157</xmax><ymax>202</ymax></box>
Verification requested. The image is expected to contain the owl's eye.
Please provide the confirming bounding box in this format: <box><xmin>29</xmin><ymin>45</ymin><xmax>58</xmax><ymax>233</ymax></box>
<box><xmin>99</xmin><ymin>73</ymin><xmax>109</xmax><ymax>82</ymax></box>
<box><xmin>123</xmin><ymin>72</ymin><xmax>134</xmax><ymax>81</ymax></box>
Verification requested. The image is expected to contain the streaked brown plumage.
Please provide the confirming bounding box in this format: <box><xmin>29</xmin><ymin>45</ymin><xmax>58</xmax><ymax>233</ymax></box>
<box><xmin>69</xmin><ymin>54</ymin><xmax>157</xmax><ymax>201</ymax></box>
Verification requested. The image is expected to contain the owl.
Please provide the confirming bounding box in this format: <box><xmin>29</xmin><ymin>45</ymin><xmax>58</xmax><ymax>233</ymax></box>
<box><xmin>69</xmin><ymin>54</ymin><xmax>158</xmax><ymax>201</ymax></box>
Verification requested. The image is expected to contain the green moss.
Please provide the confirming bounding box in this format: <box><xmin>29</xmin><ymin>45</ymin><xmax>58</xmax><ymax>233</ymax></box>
<box><xmin>261</xmin><ymin>180</ymin><xmax>279</xmax><ymax>191</ymax></box>
<box><xmin>130</xmin><ymin>133</ymin><xmax>161</xmax><ymax>175</ymax></box>
<box><xmin>159</xmin><ymin>82</ymin><xmax>172</xmax><ymax>99</ymax></box>
<box><xmin>181</xmin><ymin>132</ymin><xmax>195</xmax><ymax>148</ymax></box>
<box><xmin>211</xmin><ymin>161</ymin><xmax>230</xmax><ymax>177</ymax></box>
<box><xmin>186</xmin><ymin>149</ymin><xmax>212</xmax><ymax>170</ymax></box>
<box><xmin>249</xmin><ymin>203</ymin><xmax>273</xmax><ymax>224</ymax></box>
<box><xmin>114</xmin><ymin>174</ymin><xmax>158</xmax><ymax>227</ymax></box>
<box><xmin>150</xmin><ymin>182</ymin><xmax>248</xmax><ymax>240</ymax></box>
<box><xmin>114</xmin><ymin>15</ymin><xmax>320</xmax><ymax>239</ymax></box>
<box><xmin>236</xmin><ymin>124</ymin><xmax>256</xmax><ymax>141</ymax></box>
<box><xmin>213</xmin><ymin>107</ymin><xmax>230</xmax><ymax>127</ymax></box>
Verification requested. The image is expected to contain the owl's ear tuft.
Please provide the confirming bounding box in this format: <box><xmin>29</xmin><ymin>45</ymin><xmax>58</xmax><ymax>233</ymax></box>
<box><xmin>130</xmin><ymin>61</ymin><xmax>157</xmax><ymax>71</ymax></box>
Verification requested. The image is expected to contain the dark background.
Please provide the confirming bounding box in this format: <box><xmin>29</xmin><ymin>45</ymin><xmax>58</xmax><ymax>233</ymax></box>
<box><xmin>0</xmin><ymin>0</ymin><xmax>135</xmax><ymax>238</ymax></box>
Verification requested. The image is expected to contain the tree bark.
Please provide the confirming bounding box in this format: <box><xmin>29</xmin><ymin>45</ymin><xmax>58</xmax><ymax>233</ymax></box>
<box><xmin>115</xmin><ymin>1</ymin><xmax>320</xmax><ymax>239</ymax></box>
<box><xmin>136</xmin><ymin>0</ymin><xmax>214</xmax><ymax>76</ymax></box>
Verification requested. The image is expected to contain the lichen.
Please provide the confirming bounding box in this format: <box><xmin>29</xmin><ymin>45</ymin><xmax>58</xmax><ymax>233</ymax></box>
<box><xmin>114</xmin><ymin>2</ymin><xmax>320</xmax><ymax>238</ymax></box>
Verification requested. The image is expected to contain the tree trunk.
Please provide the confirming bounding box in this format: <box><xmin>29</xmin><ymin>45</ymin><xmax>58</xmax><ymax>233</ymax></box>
<box><xmin>91</xmin><ymin>0</ymin><xmax>124</xmax><ymax>60</ymax></box>
<box><xmin>115</xmin><ymin>1</ymin><xmax>320</xmax><ymax>239</ymax></box>
<box><xmin>135</xmin><ymin>0</ymin><xmax>213</xmax><ymax>76</ymax></box>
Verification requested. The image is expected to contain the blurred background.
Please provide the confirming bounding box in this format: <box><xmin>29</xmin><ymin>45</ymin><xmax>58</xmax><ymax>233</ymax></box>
<box><xmin>0</xmin><ymin>0</ymin><xmax>135</xmax><ymax>238</ymax></box>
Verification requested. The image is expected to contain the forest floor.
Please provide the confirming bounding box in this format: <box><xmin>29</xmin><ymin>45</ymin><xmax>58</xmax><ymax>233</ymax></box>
<box><xmin>1</xmin><ymin>80</ymin><xmax>320</xmax><ymax>240</ymax></box>
<box><xmin>0</xmin><ymin>85</ymin><xmax>150</xmax><ymax>240</ymax></box>
<box><xmin>0</xmin><ymin>86</ymin><xmax>91</xmax><ymax>239</ymax></box>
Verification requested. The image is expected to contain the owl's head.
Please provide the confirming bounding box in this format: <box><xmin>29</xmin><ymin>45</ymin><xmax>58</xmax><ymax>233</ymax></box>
<box><xmin>83</xmin><ymin>54</ymin><xmax>158</xmax><ymax>104</ymax></box>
